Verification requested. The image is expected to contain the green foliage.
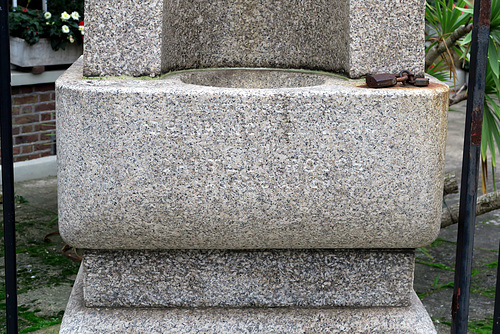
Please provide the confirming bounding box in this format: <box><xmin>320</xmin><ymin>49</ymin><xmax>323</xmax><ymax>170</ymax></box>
<box><xmin>47</xmin><ymin>0</ymin><xmax>84</xmax><ymax>16</ymax></box>
<box><xmin>486</xmin><ymin>261</ymin><xmax>498</xmax><ymax>268</ymax></box>
<box><xmin>431</xmin><ymin>274</ymin><xmax>455</xmax><ymax>289</ymax></box>
<box><xmin>431</xmin><ymin>237</ymin><xmax>457</xmax><ymax>246</ymax></box>
<box><xmin>426</xmin><ymin>64</ymin><xmax>452</xmax><ymax>81</ymax></box>
<box><xmin>474</xmin><ymin>3</ymin><xmax>500</xmax><ymax>184</ymax></box>
<box><xmin>15</xmin><ymin>194</ymin><xmax>28</xmax><ymax>204</ymax></box>
<box><xmin>415</xmin><ymin>259</ymin><xmax>455</xmax><ymax>271</ymax></box>
<box><xmin>418</xmin><ymin>246</ymin><xmax>434</xmax><ymax>260</ymax></box>
<box><xmin>426</xmin><ymin>0</ymin><xmax>472</xmax><ymax>84</ymax></box>
<box><xmin>9</xmin><ymin>0</ymin><xmax>84</xmax><ymax>51</ymax></box>
<box><xmin>0</xmin><ymin>193</ymin><xmax>78</xmax><ymax>333</ymax></box>
<box><xmin>430</xmin><ymin>317</ymin><xmax>495</xmax><ymax>333</ymax></box>
<box><xmin>454</xmin><ymin>1</ymin><xmax>500</xmax><ymax>182</ymax></box>
<box><xmin>8</xmin><ymin>7</ymin><xmax>45</xmax><ymax>45</ymax></box>
<box><xmin>468</xmin><ymin>318</ymin><xmax>494</xmax><ymax>333</ymax></box>
<box><xmin>472</xmin><ymin>285</ymin><xmax>496</xmax><ymax>298</ymax></box>
<box><xmin>426</xmin><ymin>0</ymin><xmax>471</xmax><ymax>37</ymax></box>
<box><xmin>426</xmin><ymin>0</ymin><xmax>500</xmax><ymax>192</ymax></box>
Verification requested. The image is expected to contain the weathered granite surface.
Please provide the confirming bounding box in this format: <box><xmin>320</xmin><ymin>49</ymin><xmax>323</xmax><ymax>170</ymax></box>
<box><xmin>60</xmin><ymin>266</ymin><xmax>437</xmax><ymax>334</ymax></box>
<box><xmin>348</xmin><ymin>0</ymin><xmax>425</xmax><ymax>78</ymax></box>
<box><xmin>161</xmin><ymin>0</ymin><xmax>349</xmax><ymax>74</ymax></box>
<box><xmin>83</xmin><ymin>0</ymin><xmax>424</xmax><ymax>78</ymax></box>
<box><xmin>83</xmin><ymin>249</ymin><xmax>414</xmax><ymax>308</ymax></box>
<box><xmin>57</xmin><ymin>59</ymin><xmax>448</xmax><ymax>250</ymax></box>
<box><xmin>83</xmin><ymin>0</ymin><xmax>164</xmax><ymax>77</ymax></box>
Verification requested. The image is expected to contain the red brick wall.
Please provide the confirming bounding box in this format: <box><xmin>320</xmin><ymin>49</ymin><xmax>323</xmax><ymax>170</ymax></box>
<box><xmin>9</xmin><ymin>83</ymin><xmax>56</xmax><ymax>162</ymax></box>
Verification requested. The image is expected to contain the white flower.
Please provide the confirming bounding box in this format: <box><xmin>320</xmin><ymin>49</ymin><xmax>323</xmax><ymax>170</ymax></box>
<box><xmin>60</xmin><ymin>11</ymin><xmax>70</xmax><ymax>21</ymax></box>
<box><xmin>44</xmin><ymin>12</ymin><xmax>51</xmax><ymax>19</ymax></box>
<box><xmin>78</xmin><ymin>25</ymin><xmax>84</xmax><ymax>35</ymax></box>
<box><xmin>70</xmin><ymin>11</ymin><xmax>80</xmax><ymax>20</ymax></box>
<box><xmin>62</xmin><ymin>25</ymin><xmax>70</xmax><ymax>33</ymax></box>
<box><xmin>69</xmin><ymin>35</ymin><xmax>75</xmax><ymax>43</ymax></box>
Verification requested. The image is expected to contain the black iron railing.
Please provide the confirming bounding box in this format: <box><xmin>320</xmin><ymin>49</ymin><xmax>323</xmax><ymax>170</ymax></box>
<box><xmin>452</xmin><ymin>0</ymin><xmax>492</xmax><ymax>333</ymax></box>
<box><xmin>0</xmin><ymin>0</ymin><xmax>18</xmax><ymax>332</ymax></box>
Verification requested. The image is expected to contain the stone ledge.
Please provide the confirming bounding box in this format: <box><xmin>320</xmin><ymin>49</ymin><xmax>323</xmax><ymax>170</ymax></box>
<box><xmin>61</xmin><ymin>266</ymin><xmax>436</xmax><ymax>334</ymax></box>
<box><xmin>83</xmin><ymin>249</ymin><xmax>414</xmax><ymax>308</ymax></box>
<box><xmin>0</xmin><ymin>156</ymin><xmax>57</xmax><ymax>185</ymax></box>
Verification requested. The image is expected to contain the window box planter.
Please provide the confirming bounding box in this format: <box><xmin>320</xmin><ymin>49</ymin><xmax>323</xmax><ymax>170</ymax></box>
<box><xmin>9</xmin><ymin>36</ymin><xmax>82</xmax><ymax>67</ymax></box>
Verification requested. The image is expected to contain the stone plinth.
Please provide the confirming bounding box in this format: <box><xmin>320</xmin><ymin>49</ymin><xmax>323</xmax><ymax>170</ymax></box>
<box><xmin>60</xmin><ymin>266</ymin><xmax>437</xmax><ymax>334</ymax></box>
<box><xmin>57</xmin><ymin>59</ymin><xmax>448</xmax><ymax>250</ymax></box>
<box><xmin>60</xmin><ymin>0</ymin><xmax>441</xmax><ymax>331</ymax></box>
<box><xmin>83</xmin><ymin>249</ymin><xmax>414</xmax><ymax>308</ymax></box>
<box><xmin>83</xmin><ymin>0</ymin><xmax>425</xmax><ymax>78</ymax></box>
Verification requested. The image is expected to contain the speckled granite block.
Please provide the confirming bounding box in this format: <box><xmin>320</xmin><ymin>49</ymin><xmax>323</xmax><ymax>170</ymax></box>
<box><xmin>82</xmin><ymin>249</ymin><xmax>414</xmax><ymax>308</ymax></box>
<box><xmin>57</xmin><ymin>59</ymin><xmax>448</xmax><ymax>250</ymax></box>
<box><xmin>161</xmin><ymin>0</ymin><xmax>349</xmax><ymax>74</ymax></box>
<box><xmin>83</xmin><ymin>0</ymin><xmax>424</xmax><ymax>77</ymax></box>
<box><xmin>83</xmin><ymin>0</ymin><xmax>164</xmax><ymax>77</ymax></box>
<box><xmin>348</xmin><ymin>0</ymin><xmax>425</xmax><ymax>78</ymax></box>
<box><xmin>60</xmin><ymin>266</ymin><xmax>437</xmax><ymax>334</ymax></box>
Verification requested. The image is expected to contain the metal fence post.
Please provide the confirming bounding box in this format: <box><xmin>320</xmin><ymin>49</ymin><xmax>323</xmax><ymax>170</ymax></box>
<box><xmin>451</xmin><ymin>0</ymin><xmax>491</xmax><ymax>333</ymax></box>
<box><xmin>0</xmin><ymin>0</ymin><xmax>18</xmax><ymax>332</ymax></box>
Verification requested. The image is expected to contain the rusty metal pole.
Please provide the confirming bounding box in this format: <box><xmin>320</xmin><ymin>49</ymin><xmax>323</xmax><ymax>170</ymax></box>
<box><xmin>451</xmin><ymin>0</ymin><xmax>491</xmax><ymax>333</ymax></box>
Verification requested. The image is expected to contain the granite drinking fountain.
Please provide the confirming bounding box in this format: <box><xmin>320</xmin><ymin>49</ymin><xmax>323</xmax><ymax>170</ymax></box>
<box><xmin>57</xmin><ymin>0</ymin><xmax>448</xmax><ymax>332</ymax></box>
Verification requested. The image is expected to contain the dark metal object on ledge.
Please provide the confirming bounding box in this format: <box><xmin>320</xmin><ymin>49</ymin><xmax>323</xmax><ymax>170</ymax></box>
<box><xmin>365</xmin><ymin>70</ymin><xmax>429</xmax><ymax>88</ymax></box>
<box><xmin>366</xmin><ymin>73</ymin><xmax>397</xmax><ymax>88</ymax></box>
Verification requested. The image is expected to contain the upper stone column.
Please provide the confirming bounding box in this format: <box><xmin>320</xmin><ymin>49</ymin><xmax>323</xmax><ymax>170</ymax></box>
<box><xmin>83</xmin><ymin>0</ymin><xmax>165</xmax><ymax>77</ymax></box>
<box><xmin>83</xmin><ymin>0</ymin><xmax>425</xmax><ymax>78</ymax></box>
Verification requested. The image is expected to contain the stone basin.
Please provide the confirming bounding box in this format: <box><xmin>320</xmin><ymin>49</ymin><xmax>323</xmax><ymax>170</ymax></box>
<box><xmin>179</xmin><ymin>68</ymin><xmax>327</xmax><ymax>88</ymax></box>
<box><xmin>56</xmin><ymin>59</ymin><xmax>448</xmax><ymax>250</ymax></box>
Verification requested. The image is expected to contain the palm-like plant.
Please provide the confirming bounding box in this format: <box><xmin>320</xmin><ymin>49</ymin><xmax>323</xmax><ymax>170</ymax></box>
<box><xmin>426</xmin><ymin>0</ymin><xmax>500</xmax><ymax>192</ymax></box>
<box><xmin>426</xmin><ymin>0</ymin><xmax>472</xmax><ymax>83</ymax></box>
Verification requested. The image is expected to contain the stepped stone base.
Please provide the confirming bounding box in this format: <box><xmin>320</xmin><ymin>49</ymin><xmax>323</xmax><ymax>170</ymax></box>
<box><xmin>83</xmin><ymin>249</ymin><xmax>414</xmax><ymax>308</ymax></box>
<box><xmin>61</xmin><ymin>266</ymin><xmax>436</xmax><ymax>334</ymax></box>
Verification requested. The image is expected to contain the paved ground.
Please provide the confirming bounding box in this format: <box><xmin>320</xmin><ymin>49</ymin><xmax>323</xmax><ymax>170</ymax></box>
<box><xmin>0</xmin><ymin>99</ymin><xmax>499</xmax><ymax>333</ymax></box>
<box><xmin>0</xmin><ymin>177</ymin><xmax>76</xmax><ymax>333</ymax></box>
<box><xmin>416</xmin><ymin>100</ymin><xmax>500</xmax><ymax>333</ymax></box>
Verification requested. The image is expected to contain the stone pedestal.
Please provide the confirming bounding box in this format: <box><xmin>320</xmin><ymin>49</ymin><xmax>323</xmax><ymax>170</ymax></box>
<box><xmin>58</xmin><ymin>59</ymin><xmax>446</xmax><ymax>333</ymax></box>
<box><xmin>60</xmin><ymin>267</ymin><xmax>436</xmax><ymax>334</ymax></box>
<box><xmin>58</xmin><ymin>0</ymin><xmax>447</xmax><ymax>332</ymax></box>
